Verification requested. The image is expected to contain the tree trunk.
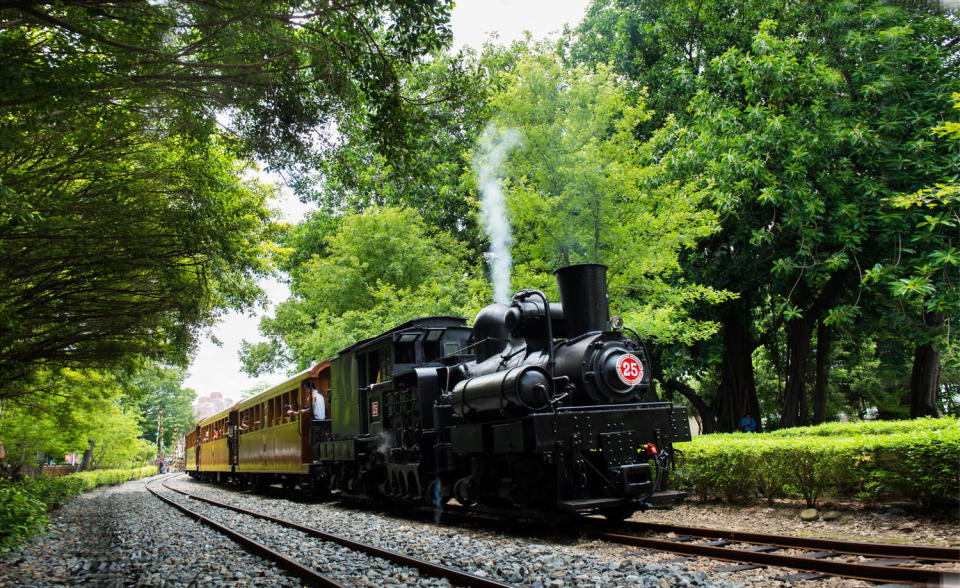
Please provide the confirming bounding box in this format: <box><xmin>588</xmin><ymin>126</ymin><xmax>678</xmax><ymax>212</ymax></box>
<box><xmin>910</xmin><ymin>310</ymin><xmax>944</xmax><ymax>418</ymax></box>
<box><xmin>77</xmin><ymin>440</ymin><xmax>95</xmax><ymax>472</ymax></box>
<box><xmin>813</xmin><ymin>319</ymin><xmax>832</xmax><ymax>424</ymax></box>
<box><xmin>648</xmin><ymin>344</ymin><xmax>718</xmax><ymax>434</ymax></box>
<box><xmin>716</xmin><ymin>303</ymin><xmax>762</xmax><ymax>432</ymax></box>
<box><xmin>661</xmin><ymin>378</ymin><xmax>718</xmax><ymax>434</ymax></box>
<box><xmin>781</xmin><ymin>274</ymin><xmax>845</xmax><ymax>428</ymax></box>
<box><xmin>782</xmin><ymin>316</ymin><xmax>813</xmax><ymax>428</ymax></box>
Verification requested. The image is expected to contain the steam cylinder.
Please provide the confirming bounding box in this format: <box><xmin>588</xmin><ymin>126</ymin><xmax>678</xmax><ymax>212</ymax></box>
<box><xmin>554</xmin><ymin>264</ymin><xmax>609</xmax><ymax>337</ymax></box>
<box><xmin>451</xmin><ymin>366</ymin><xmax>552</xmax><ymax>416</ymax></box>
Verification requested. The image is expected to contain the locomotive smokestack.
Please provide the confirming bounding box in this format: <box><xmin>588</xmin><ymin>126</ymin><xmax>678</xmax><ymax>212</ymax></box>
<box><xmin>554</xmin><ymin>264</ymin><xmax>609</xmax><ymax>337</ymax></box>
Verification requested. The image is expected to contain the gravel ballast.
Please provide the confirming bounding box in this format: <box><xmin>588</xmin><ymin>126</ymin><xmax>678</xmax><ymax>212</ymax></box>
<box><xmin>0</xmin><ymin>474</ymin><xmax>730</xmax><ymax>587</ymax></box>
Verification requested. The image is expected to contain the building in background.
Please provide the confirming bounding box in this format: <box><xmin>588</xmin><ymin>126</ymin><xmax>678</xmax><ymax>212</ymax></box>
<box><xmin>192</xmin><ymin>391</ymin><xmax>234</xmax><ymax>421</ymax></box>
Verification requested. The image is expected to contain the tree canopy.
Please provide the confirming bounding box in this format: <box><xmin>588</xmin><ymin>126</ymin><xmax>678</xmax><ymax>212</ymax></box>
<box><xmin>0</xmin><ymin>0</ymin><xmax>456</xmax><ymax>398</ymax></box>
<box><xmin>241</xmin><ymin>206</ymin><xmax>480</xmax><ymax>373</ymax></box>
<box><xmin>571</xmin><ymin>0</ymin><xmax>959</xmax><ymax>429</ymax></box>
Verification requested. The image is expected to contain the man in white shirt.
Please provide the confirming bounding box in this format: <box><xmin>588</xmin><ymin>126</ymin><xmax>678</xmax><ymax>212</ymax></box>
<box><xmin>311</xmin><ymin>386</ymin><xmax>327</xmax><ymax>420</ymax></box>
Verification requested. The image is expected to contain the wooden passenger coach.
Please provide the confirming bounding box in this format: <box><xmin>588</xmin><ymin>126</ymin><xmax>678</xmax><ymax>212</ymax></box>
<box><xmin>188</xmin><ymin>360</ymin><xmax>331</xmax><ymax>486</ymax></box>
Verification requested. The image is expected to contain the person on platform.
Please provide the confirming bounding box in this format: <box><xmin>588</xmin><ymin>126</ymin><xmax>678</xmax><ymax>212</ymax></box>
<box><xmin>740</xmin><ymin>412</ymin><xmax>758</xmax><ymax>433</ymax></box>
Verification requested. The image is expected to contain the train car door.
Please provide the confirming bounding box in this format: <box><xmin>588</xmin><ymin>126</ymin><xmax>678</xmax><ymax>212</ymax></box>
<box><xmin>229</xmin><ymin>409</ymin><xmax>239</xmax><ymax>468</ymax></box>
<box><xmin>299</xmin><ymin>382</ymin><xmax>311</xmax><ymax>461</ymax></box>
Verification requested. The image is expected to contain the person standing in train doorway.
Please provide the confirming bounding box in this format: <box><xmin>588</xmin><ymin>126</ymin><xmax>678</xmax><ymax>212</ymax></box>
<box><xmin>311</xmin><ymin>385</ymin><xmax>326</xmax><ymax>421</ymax></box>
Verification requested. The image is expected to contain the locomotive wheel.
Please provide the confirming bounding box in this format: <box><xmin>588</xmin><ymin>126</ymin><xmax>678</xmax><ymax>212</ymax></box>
<box><xmin>452</xmin><ymin>477</ymin><xmax>476</xmax><ymax>507</ymax></box>
<box><xmin>600</xmin><ymin>506</ymin><xmax>636</xmax><ymax>523</ymax></box>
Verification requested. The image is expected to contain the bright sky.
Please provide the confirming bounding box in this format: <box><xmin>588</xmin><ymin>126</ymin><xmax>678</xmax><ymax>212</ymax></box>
<box><xmin>182</xmin><ymin>0</ymin><xmax>593</xmax><ymax>403</ymax></box>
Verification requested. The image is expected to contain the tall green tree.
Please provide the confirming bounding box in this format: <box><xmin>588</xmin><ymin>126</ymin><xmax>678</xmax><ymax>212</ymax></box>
<box><xmin>572</xmin><ymin>0</ymin><xmax>959</xmax><ymax>428</ymax></box>
<box><xmin>868</xmin><ymin>94</ymin><xmax>960</xmax><ymax>417</ymax></box>
<box><xmin>483</xmin><ymin>47</ymin><xmax>730</xmax><ymax>345</ymax></box>
<box><xmin>241</xmin><ymin>207</ymin><xmax>481</xmax><ymax>373</ymax></box>
<box><xmin>1</xmin><ymin>0</ymin><xmax>456</xmax><ymax>397</ymax></box>
<box><xmin>125</xmin><ymin>363</ymin><xmax>197</xmax><ymax>452</ymax></box>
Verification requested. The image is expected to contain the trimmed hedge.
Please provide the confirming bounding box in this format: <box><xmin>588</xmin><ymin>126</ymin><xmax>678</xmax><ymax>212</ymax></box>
<box><xmin>765</xmin><ymin>416</ymin><xmax>957</xmax><ymax>439</ymax></box>
<box><xmin>0</xmin><ymin>466</ymin><xmax>157</xmax><ymax>554</ymax></box>
<box><xmin>674</xmin><ymin>418</ymin><xmax>960</xmax><ymax>507</ymax></box>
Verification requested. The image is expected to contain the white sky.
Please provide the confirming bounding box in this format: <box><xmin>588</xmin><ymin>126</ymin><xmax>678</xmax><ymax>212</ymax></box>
<box><xmin>183</xmin><ymin>0</ymin><xmax>593</xmax><ymax>403</ymax></box>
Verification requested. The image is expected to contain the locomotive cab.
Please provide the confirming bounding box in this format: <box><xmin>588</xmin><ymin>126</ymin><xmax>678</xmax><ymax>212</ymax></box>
<box><xmin>318</xmin><ymin>317</ymin><xmax>472</xmax><ymax>500</ymax></box>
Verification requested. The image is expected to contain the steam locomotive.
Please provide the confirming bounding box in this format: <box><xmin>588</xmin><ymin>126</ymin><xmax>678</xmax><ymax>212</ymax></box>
<box><xmin>187</xmin><ymin>264</ymin><xmax>690</xmax><ymax>520</ymax></box>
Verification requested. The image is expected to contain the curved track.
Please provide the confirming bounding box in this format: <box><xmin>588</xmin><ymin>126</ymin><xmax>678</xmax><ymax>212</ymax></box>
<box><xmin>149</xmin><ymin>475</ymin><xmax>512</xmax><ymax>588</ymax></box>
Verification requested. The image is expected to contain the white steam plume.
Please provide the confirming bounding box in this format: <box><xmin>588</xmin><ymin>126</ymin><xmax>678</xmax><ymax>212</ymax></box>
<box><xmin>474</xmin><ymin>124</ymin><xmax>523</xmax><ymax>304</ymax></box>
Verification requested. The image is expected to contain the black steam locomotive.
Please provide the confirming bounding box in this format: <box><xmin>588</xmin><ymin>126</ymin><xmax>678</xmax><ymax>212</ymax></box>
<box><xmin>317</xmin><ymin>263</ymin><xmax>690</xmax><ymax>519</ymax></box>
<box><xmin>188</xmin><ymin>264</ymin><xmax>690</xmax><ymax>520</ymax></box>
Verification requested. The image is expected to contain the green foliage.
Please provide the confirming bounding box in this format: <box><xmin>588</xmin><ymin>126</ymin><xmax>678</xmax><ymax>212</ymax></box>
<box><xmin>589</xmin><ymin>0</ymin><xmax>960</xmax><ymax>426</ymax></box>
<box><xmin>0</xmin><ymin>0</ymin><xmax>457</xmax><ymax>397</ymax></box>
<box><xmin>0</xmin><ymin>369</ymin><xmax>155</xmax><ymax>472</ymax></box>
<box><xmin>767</xmin><ymin>416</ymin><xmax>956</xmax><ymax>438</ymax></box>
<box><xmin>675</xmin><ymin>418</ymin><xmax>960</xmax><ymax>506</ymax></box>
<box><xmin>124</xmin><ymin>363</ymin><xmax>197</xmax><ymax>452</ymax></box>
<box><xmin>307</xmin><ymin>53</ymin><xmax>490</xmax><ymax>246</ymax></box>
<box><xmin>242</xmin><ymin>207</ymin><xmax>480</xmax><ymax>372</ymax></box>
<box><xmin>0</xmin><ymin>480</ymin><xmax>46</xmax><ymax>555</ymax></box>
<box><xmin>0</xmin><ymin>466</ymin><xmax>156</xmax><ymax>554</ymax></box>
<box><xmin>483</xmin><ymin>45</ymin><xmax>730</xmax><ymax>344</ymax></box>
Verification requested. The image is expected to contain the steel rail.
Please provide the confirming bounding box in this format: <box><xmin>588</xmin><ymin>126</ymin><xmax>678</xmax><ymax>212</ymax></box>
<box><xmin>616</xmin><ymin>520</ymin><xmax>960</xmax><ymax>562</ymax></box>
<box><xmin>161</xmin><ymin>477</ymin><xmax>513</xmax><ymax>588</ymax></box>
<box><xmin>146</xmin><ymin>478</ymin><xmax>344</xmax><ymax>588</ymax></box>
<box><xmin>587</xmin><ymin>530</ymin><xmax>958</xmax><ymax>586</ymax></box>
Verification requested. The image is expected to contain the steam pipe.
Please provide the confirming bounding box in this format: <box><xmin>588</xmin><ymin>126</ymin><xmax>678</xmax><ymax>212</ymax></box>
<box><xmin>515</xmin><ymin>289</ymin><xmax>554</xmax><ymax>379</ymax></box>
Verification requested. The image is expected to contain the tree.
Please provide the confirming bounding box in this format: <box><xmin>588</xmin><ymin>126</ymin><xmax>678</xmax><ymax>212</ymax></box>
<box><xmin>589</xmin><ymin>2</ymin><xmax>959</xmax><ymax>428</ymax></box>
<box><xmin>868</xmin><ymin>94</ymin><xmax>960</xmax><ymax>416</ymax></box>
<box><xmin>0</xmin><ymin>369</ymin><xmax>153</xmax><ymax>474</ymax></box>
<box><xmin>482</xmin><ymin>46</ymin><xmax>730</xmax><ymax>345</ymax></box>
<box><xmin>125</xmin><ymin>363</ymin><xmax>197</xmax><ymax>452</ymax></box>
<box><xmin>241</xmin><ymin>207</ymin><xmax>480</xmax><ymax>373</ymax></box>
<box><xmin>1</xmin><ymin>0</ymin><xmax>457</xmax><ymax>397</ymax></box>
<box><xmin>305</xmin><ymin>53</ymin><xmax>490</xmax><ymax>246</ymax></box>
<box><xmin>1</xmin><ymin>0</ymin><xmax>454</xmax><ymax>167</ymax></box>
<box><xmin>0</xmin><ymin>137</ymin><xmax>274</xmax><ymax>397</ymax></box>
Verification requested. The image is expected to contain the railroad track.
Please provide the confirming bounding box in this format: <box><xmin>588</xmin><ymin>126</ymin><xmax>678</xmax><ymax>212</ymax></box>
<box><xmin>166</xmin><ymin>478</ymin><xmax>959</xmax><ymax>586</ymax></box>
<box><xmin>587</xmin><ymin>519</ymin><xmax>960</xmax><ymax>586</ymax></box>
<box><xmin>146</xmin><ymin>475</ymin><xmax>511</xmax><ymax>588</ymax></box>
<box><xmin>393</xmin><ymin>502</ymin><xmax>959</xmax><ymax>586</ymax></box>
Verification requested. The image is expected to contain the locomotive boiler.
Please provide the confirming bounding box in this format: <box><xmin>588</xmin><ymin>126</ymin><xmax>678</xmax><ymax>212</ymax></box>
<box><xmin>188</xmin><ymin>263</ymin><xmax>691</xmax><ymax>520</ymax></box>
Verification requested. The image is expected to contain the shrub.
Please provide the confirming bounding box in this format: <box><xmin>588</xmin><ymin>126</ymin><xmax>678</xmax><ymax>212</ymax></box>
<box><xmin>767</xmin><ymin>416</ymin><xmax>958</xmax><ymax>438</ymax></box>
<box><xmin>0</xmin><ymin>481</ymin><xmax>47</xmax><ymax>554</ymax></box>
<box><xmin>674</xmin><ymin>417</ymin><xmax>960</xmax><ymax>507</ymax></box>
<box><xmin>0</xmin><ymin>466</ymin><xmax>158</xmax><ymax>555</ymax></box>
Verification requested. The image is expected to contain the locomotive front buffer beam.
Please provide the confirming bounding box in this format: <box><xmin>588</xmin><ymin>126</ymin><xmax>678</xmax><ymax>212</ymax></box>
<box><xmin>448</xmin><ymin>403</ymin><xmax>690</xmax><ymax>513</ymax></box>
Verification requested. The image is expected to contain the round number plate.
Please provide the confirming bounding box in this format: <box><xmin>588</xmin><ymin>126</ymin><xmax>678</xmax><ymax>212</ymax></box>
<box><xmin>615</xmin><ymin>353</ymin><xmax>644</xmax><ymax>386</ymax></box>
